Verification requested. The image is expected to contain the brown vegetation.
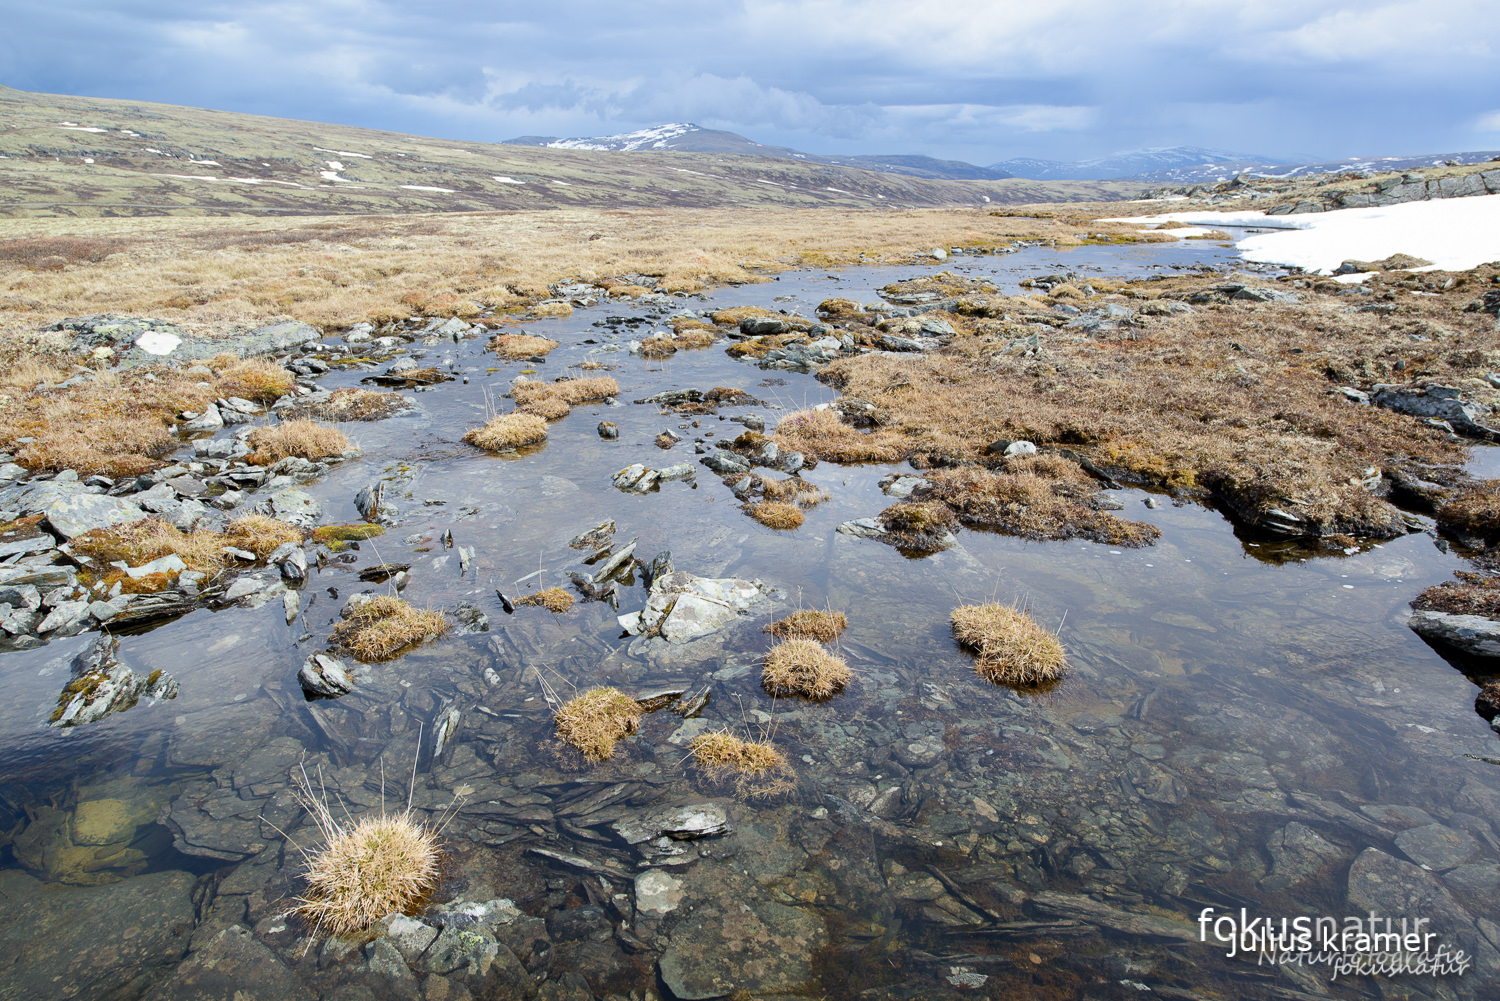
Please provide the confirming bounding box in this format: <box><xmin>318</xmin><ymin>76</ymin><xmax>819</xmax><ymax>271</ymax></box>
<box><xmin>1437</xmin><ymin>481</ymin><xmax>1500</xmax><ymax>545</ymax></box>
<box><xmin>765</xmin><ymin>609</ymin><xmax>848</xmax><ymax>643</ymax></box>
<box><xmin>211</xmin><ymin>357</ymin><xmax>295</xmax><ymax>403</ymax></box>
<box><xmin>489</xmin><ymin>333</ymin><xmax>559</xmax><ymax>359</ymax></box>
<box><xmin>247</xmin><ymin>419</ymin><xmax>352</xmax><ymax>463</ymax></box>
<box><xmin>519</xmin><ymin>395</ymin><xmax>572</xmax><ymax>420</ymax></box>
<box><xmin>772</xmin><ymin>407</ymin><xmax>905</xmax><ymax>463</ymax></box>
<box><xmin>516</xmin><ymin>587</ymin><xmax>574</xmax><ymax>613</ymax></box>
<box><xmin>71</xmin><ymin>514</ymin><xmax>303</xmax><ymax>577</ymax></box>
<box><xmin>877</xmin><ymin>500</ymin><xmax>958</xmax><ymax>551</ymax></box>
<box><xmin>553</xmin><ymin>687</ymin><xmax>642</xmax><ymax>762</ymax></box>
<box><xmin>690</xmin><ymin>729</ymin><xmax>797</xmax><ymax>801</ymax></box>
<box><xmin>951</xmin><ymin>603</ymin><xmax>1067</xmax><ymax>686</ymax></box>
<box><xmin>746</xmin><ymin>501</ymin><xmax>804</xmax><ymax>530</ymax></box>
<box><xmin>762</xmin><ymin>638</ymin><xmax>852</xmax><ymax>700</ymax></box>
<box><xmin>917</xmin><ymin>456</ymin><xmax>1161</xmax><ymax>546</ymax></box>
<box><xmin>1412</xmin><ymin>572</ymin><xmax>1500</xmax><ymax>618</ymax></box>
<box><xmin>462</xmin><ymin>412</ymin><xmax>547</xmax><ymax>450</ymax></box>
<box><xmin>330</xmin><ymin>596</ymin><xmax>449</xmax><ymax>662</ymax></box>
<box><xmin>289</xmin><ymin>387</ymin><xmax>410</xmax><ymax>422</ymax></box>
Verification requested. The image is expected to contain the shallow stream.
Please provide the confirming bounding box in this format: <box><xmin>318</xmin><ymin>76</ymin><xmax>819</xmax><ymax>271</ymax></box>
<box><xmin>3</xmin><ymin>240</ymin><xmax>1497</xmax><ymax>1001</ymax></box>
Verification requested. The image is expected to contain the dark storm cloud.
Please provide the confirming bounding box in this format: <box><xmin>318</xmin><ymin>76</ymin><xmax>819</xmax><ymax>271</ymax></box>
<box><xmin>3</xmin><ymin>0</ymin><xmax>1498</xmax><ymax>164</ymax></box>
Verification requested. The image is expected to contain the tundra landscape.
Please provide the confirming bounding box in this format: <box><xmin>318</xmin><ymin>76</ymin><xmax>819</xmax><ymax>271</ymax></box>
<box><xmin>3</xmin><ymin>10</ymin><xmax>1500</xmax><ymax>1000</ymax></box>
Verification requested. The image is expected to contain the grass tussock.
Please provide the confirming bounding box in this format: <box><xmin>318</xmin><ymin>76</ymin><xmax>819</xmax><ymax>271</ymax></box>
<box><xmin>516</xmin><ymin>587</ymin><xmax>574</xmax><ymax>613</ymax></box>
<box><xmin>553</xmin><ymin>687</ymin><xmax>642</xmax><ymax>762</ymax></box>
<box><xmin>772</xmin><ymin>408</ymin><xmax>905</xmax><ymax>463</ymax></box>
<box><xmin>490</xmin><ymin>333</ymin><xmax>559</xmax><ymax>359</ymax></box>
<box><xmin>291</xmin><ymin>778</ymin><xmax>441</xmax><ymax>938</ymax></box>
<box><xmin>690</xmin><ymin>729</ymin><xmax>797</xmax><ymax>801</ymax></box>
<box><xmin>1412</xmin><ymin>572</ymin><xmax>1500</xmax><ymax>618</ymax></box>
<box><xmin>247</xmin><ymin>419</ymin><xmax>352</xmax><ymax>464</ymax></box>
<box><xmin>519</xmin><ymin>395</ymin><xmax>572</xmax><ymax>420</ymax></box>
<box><xmin>765</xmin><ymin>609</ymin><xmax>847</xmax><ymax>643</ymax></box>
<box><xmin>211</xmin><ymin>357</ymin><xmax>295</xmax><ymax>403</ymax></box>
<box><xmin>919</xmin><ymin>458</ymin><xmax>1161</xmax><ymax>546</ymax></box>
<box><xmin>71</xmin><ymin>514</ymin><xmax>304</xmax><ymax>575</ymax></box>
<box><xmin>330</xmin><ymin>596</ymin><xmax>449</xmax><ymax>662</ymax></box>
<box><xmin>291</xmin><ymin>387</ymin><xmax>410</xmax><ymax>422</ymax></box>
<box><xmin>762</xmin><ymin>637</ymin><xmax>851</xmax><ymax>700</ymax></box>
<box><xmin>463</xmin><ymin>412</ymin><xmax>547</xmax><ymax>450</ymax></box>
<box><xmin>1437</xmin><ymin>481</ymin><xmax>1500</xmax><ymax>544</ymax></box>
<box><xmin>877</xmin><ymin>500</ymin><xmax>958</xmax><ymax>551</ymax></box>
<box><xmin>951</xmin><ymin>602</ymin><xmax>1067</xmax><ymax>686</ymax></box>
<box><xmin>512</xmin><ymin>376</ymin><xmax>618</xmax><ymax>410</ymax></box>
<box><xmin>758</xmin><ymin>476</ymin><xmax>829</xmax><ymax>507</ymax></box>
<box><xmin>746</xmin><ymin>501</ymin><xmax>804</xmax><ymax>530</ymax></box>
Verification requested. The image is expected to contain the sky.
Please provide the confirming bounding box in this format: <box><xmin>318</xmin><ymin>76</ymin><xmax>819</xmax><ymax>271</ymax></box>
<box><xmin>3</xmin><ymin>0</ymin><xmax>1499</xmax><ymax>166</ymax></box>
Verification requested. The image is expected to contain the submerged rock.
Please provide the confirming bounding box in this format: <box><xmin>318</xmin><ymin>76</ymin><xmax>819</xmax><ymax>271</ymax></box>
<box><xmin>50</xmin><ymin>635</ymin><xmax>178</xmax><ymax>728</ymax></box>
<box><xmin>658</xmin><ymin>897</ymin><xmax>827</xmax><ymax>1000</ymax></box>
<box><xmin>614</xmin><ymin>803</ymin><xmax>731</xmax><ymax>844</ymax></box>
<box><xmin>618</xmin><ymin>569</ymin><xmax>773</xmax><ymax>641</ymax></box>
<box><xmin>298</xmin><ymin>653</ymin><xmax>355</xmax><ymax>698</ymax></box>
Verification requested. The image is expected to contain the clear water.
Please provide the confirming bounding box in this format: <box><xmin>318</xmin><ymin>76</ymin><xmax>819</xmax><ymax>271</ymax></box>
<box><xmin>3</xmin><ymin>241</ymin><xmax>1496</xmax><ymax>1001</ymax></box>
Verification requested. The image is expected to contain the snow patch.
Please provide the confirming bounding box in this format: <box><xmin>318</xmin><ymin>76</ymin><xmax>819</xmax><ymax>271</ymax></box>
<box><xmin>400</xmin><ymin>185</ymin><xmax>455</xmax><ymax>193</ymax></box>
<box><xmin>326</xmin><ymin>160</ymin><xmax>344</xmax><ymax>171</ymax></box>
<box><xmin>544</xmin><ymin>123</ymin><xmax>698</xmax><ymax>152</ymax></box>
<box><xmin>313</xmin><ymin>147</ymin><xmax>374</xmax><ymax>159</ymax></box>
<box><xmin>1108</xmin><ymin>195</ymin><xmax>1500</xmax><ymax>274</ymax></box>
<box><xmin>493</xmin><ymin>176</ymin><xmax>525</xmax><ymax>184</ymax></box>
<box><xmin>135</xmin><ymin>331</ymin><xmax>181</xmax><ymax>355</ymax></box>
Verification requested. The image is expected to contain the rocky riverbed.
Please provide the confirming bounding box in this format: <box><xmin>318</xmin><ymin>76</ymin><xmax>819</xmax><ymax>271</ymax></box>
<box><xmin>1</xmin><ymin>238</ymin><xmax>1499</xmax><ymax>1001</ymax></box>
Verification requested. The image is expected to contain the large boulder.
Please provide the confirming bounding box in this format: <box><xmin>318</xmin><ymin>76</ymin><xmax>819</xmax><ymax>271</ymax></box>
<box><xmin>617</xmin><ymin>570</ymin><xmax>772</xmax><ymax>642</ymax></box>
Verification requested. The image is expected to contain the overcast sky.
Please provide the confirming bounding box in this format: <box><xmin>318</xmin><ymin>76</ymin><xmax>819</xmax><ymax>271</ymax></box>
<box><xmin>4</xmin><ymin>0</ymin><xmax>1499</xmax><ymax>165</ymax></box>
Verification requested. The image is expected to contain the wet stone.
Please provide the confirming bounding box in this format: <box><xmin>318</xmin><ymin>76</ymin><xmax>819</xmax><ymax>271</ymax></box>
<box><xmin>1395</xmin><ymin>824</ymin><xmax>1480</xmax><ymax>871</ymax></box>
<box><xmin>1261</xmin><ymin>821</ymin><xmax>1344</xmax><ymax>891</ymax></box>
<box><xmin>546</xmin><ymin>904</ymin><xmax>608</xmax><ymax>942</ymax></box>
<box><xmin>658</xmin><ymin>898</ymin><xmax>827</xmax><ymax>1000</ymax></box>
<box><xmin>141</xmin><ymin>925</ymin><xmax>313</xmax><ymax>1001</ymax></box>
<box><xmin>613</xmin><ymin>802</ymin><xmax>730</xmax><ymax>844</ymax></box>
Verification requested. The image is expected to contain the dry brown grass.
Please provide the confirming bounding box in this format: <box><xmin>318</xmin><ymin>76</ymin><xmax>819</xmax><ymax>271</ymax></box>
<box><xmin>951</xmin><ymin>603</ymin><xmax>1067</xmax><ymax>686</ymax></box>
<box><xmin>746</xmin><ymin>501</ymin><xmax>804</xmax><ymax>530</ymax></box>
<box><xmin>765</xmin><ymin>609</ymin><xmax>848</xmax><ymax>643</ymax></box>
<box><xmin>290</xmin><ymin>387</ymin><xmax>409</xmax><ymax>422</ymax></box>
<box><xmin>919</xmin><ymin>458</ymin><xmax>1161</xmax><ymax>546</ymax></box>
<box><xmin>462</xmin><ymin>412</ymin><xmax>547</xmax><ymax>450</ymax></box>
<box><xmin>1437</xmin><ymin>482</ymin><xmax>1500</xmax><ymax>544</ymax></box>
<box><xmin>636</xmin><ymin>337</ymin><xmax>677</xmax><ymax>359</ymax></box>
<box><xmin>511</xmin><ymin>377</ymin><xmax>618</xmax><ymax>418</ymax></box>
<box><xmin>247</xmin><ymin>419</ymin><xmax>351</xmax><ymax>464</ymax></box>
<box><xmin>518</xmin><ymin>395</ymin><xmax>572</xmax><ymax>420</ymax></box>
<box><xmin>772</xmin><ymin>407</ymin><xmax>906</xmax><ymax>463</ymax></box>
<box><xmin>330</xmin><ymin>596</ymin><xmax>449</xmax><ymax>662</ymax></box>
<box><xmin>553</xmin><ymin>687</ymin><xmax>642</xmax><ymax>762</ymax></box>
<box><xmin>758</xmin><ymin>476</ymin><xmax>830</xmax><ymax>507</ymax></box>
<box><xmin>516</xmin><ymin>587</ymin><xmax>574</xmax><ymax>613</ymax></box>
<box><xmin>552</xmin><ymin>376</ymin><xmax>619</xmax><ymax>404</ymax></box>
<box><xmin>291</xmin><ymin>777</ymin><xmax>441</xmax><ymax>938</ymax></box>
<box><xmin>690</xmin><ymin>729</ymin><xmax>797</xmax><ymax>801</ymax></box>
<box><xmin>71</xmin><ymin>513</ymin><xmax>303</xmax><ymax>575</ymax></box>
<box><xmin>762</xmin><ymin>638</ymin><xmax>851</xmax><ymax>700</ymax></box>
<box><xmin>877</xmin><ymin>500</ymin><xmax>958</xmax><ymax>550</ymax></box>
<box><xmin>489</xmin><ymin>333</ymin><xmax>559</xmax><ymax>359</ymax></box>
<box><xmin>1412</xmin><ymin>572</ymin><xmax>1500</xmax><ymax>617</ymax></box>
<box><xmin>211</xmin><ymin>357</ymin><xmax>295</xmax><ymax>403</ymax></box>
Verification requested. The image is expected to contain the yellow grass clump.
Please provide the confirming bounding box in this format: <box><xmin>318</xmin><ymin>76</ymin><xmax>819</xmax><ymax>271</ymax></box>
<box><xmin>331</xmin><ymin>596</ymin><xmax>449</xmax><ymax>662</ymax></box>
<box><xmin>463</xmin><ymin>412</ymin><xmax>547</xmax><ymax>450</ymax></box>
<box><xmin>690</xmin><ymin>729</ymin><xmax>797</xmax><ymax>801</ymax></box>
<box><xmin>490</xmin><ymin>333</ymin><xmax>559</xmax><ymax>359</ymax></box>
<box><xmin>516</xmin><ymin>587</ymin><xmax>574</xmax><ymax>613</ymax></box>
<box><xmin>291</xmin><ymin>773</ymin><xmax>441</xmax><ymax>938</ymax></box>
<box><xmin>765</xmin><ymin>609</ymin><xmax>848</xmax><ymax>643</ymax></box>
<box><xmin>247</xmin><ymin>419</ymin><xmax>351</xmax><ymax>464</ymax></box>
<box><xmin>554</xmin><ymin>687</ymin><xmax>643</xmax><ymax>762</ymax></box>
<box><xmin>746</xmin><ymin>501</ymin><xmax>804</xmax><ymax>530</ymax></box>
<box><xmin>950</xmin><ymin>603</ymin><xmax>1067</xmax><ymax>686</ymax></box>
<box><xmin>71</xmin><ymin>514</ymin><xmax>304</xmax><ymax>575</ymax></box>
<box><xmin>762</xmin><ymin>638</ymin><xmax>851</xmax><ymax>700</ymax></box>
<box><xmin>519</xmin><ymin>395</ymin><xmax>572</xmax><ymax>420</ymax></box>
<box><xmin>212</xmin><ymin>357</ymin><xmax>296</xmax><ymax>403</ymax></box>
<box><xmin>771</xmin><ymin>408</ymin><xmax>905</xmax><ymax>463</ymax></box>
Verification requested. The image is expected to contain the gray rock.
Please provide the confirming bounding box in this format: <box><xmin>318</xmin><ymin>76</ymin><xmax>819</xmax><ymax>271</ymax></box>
<box><xmin>43</xmin><ymin>493</ymin><xmax>146</xmax><ymax>540</ymax></box>
<box><xmin>836</xmin><ymin>518</ymin><xmax>888</xmax><ymax>539</ymax></box>
<box><xmin>0</xmin><ymin>583</ymin><xmax>42</xmax><ymax>611</ymax></box>
<box><xmin>546</xmin><ymin>905</ymin><xmax>608</xmax><ymax>941</ymax></box>
<box><xmin>180</xmin><ymin>405</ymin><xmax>225</xmax><ymax>433</ymax></box>
<box><xmin>256</xmin><ymin>487</ymin><xmax>321</xmax><ymax>528</ymax></box>
<box><xmin>634</xmin><ymin>870</ymin><xmax>684</xmax><ymax>916</ymax></box>
<box><xmin>51</xmin><ymin>635</ymin><xmax>178</xmax><ymax>727</ymax></box>
<box><xmin>416</xmin><ymin>923</ymin><xmax>500</xmax><ymax>977</ymax></box>
<box><xmin>37</xmin><ymin>599</ymin><xmax>90</xmax><ymax>634</ymax></box>
<box><xmin>1373</xmin><ymin>384</ymin><xmax>1497</xmax><ymax>439</ymax></box>
<box><xmin>700</xmin><ymin>451</ymin><xmax>751</xmax><ymax>475</ymax></box>
<box><xmin>1395</xmin><ymin>824</ymin><xmax>1479</xmax><ymax>871</ymax></box>
<box><xmin>893</xmin><ymin>736</ymin><xmax>945</xmax><ymax>767</ymax></box>
<box><xmin>378</xmin><ymin>913</ymin><xmax>440</xmax><ymax>963</ymax></box>
<box><xmin>614</xmin><ymin>803</ymin><xmax>731</xmax><ymax>845</ymax></box>
<box><xmin>597</xmin><ymin>421</ymin><xmax>619</xmax><ymax>439</ymax></box>
<box><xmin>0</xmin><ymin>533</ymin><xmax>57</xmax><ymax>559</ymax></box>
<box><xmin>298</xmin><ymin>653</ymin><xmax>355</xmax><ymax>697</ymax></box>
<box><xmin>141</xmin><ymin>925</ymin><xmax>313</xmax><ymax>1001</ymax></box>
<box><xmin>740</xmin><ymin>316</ymin><xmax>787</xmax><ymax>336</ymax></box>
<box><xmin>1232</xmin><ymin>287</ymin><xmax>1300</xmax><ymax>303</ymax></box>
<box><xmin>658</xmin><ymin>899</ymin><xmax>827</xmax><ymax>1001</ymax></box>
<box><xmin>1408</xmin><ymin>609</ymin><xmax>1500</xmax><ymax>657</ymax></box>
<box><xmin>1125</xmin><ymin>759</ymin><xmax>1187</xmax><ymax>806</ymax></box>
<box><xmin>388</xmin><ymin>356</ymin><xmax>418</xmax><ymax>374</ymax></box>
<box><xmin>1261</xmin><ymin>821</ymin><xmax>1343</xmax><ymax>891</ymax></box>
<box><xmin>617</xmin><ymin>569</ymin><xmax>773</xmax><ymax>641</ymax></box>
<box><xmin>365</xmin><ymin>936</ymin><xmax>420</xmax><ymax>996</ymax></box>
<box><xmin>1346</xmin><ymin>848</ymin><xmax>1484</xmax><ymax>963</ymax></box>
<box><xmin>1029</xmin><ymin>892</ymin><xmax>1197</xmax><ymax>940</ymax></box>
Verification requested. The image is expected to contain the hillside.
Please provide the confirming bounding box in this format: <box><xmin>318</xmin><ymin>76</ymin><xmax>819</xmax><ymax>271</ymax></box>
<box><xmin>504</xmin><ymin>123</ymin><xmax>1014</xmax><ymax>181</ymax></box>
<box><xmin>0</xmin><ymin>87</ymin><xmax>1128</xmax><ymax>217</ymax></box>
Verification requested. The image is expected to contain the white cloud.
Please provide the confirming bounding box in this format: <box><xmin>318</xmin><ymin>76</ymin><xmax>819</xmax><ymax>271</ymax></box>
<box><xmin>1476</xmin><ymin>111</ymin><xmax>1500</xmax><ymax>132</ymax></box>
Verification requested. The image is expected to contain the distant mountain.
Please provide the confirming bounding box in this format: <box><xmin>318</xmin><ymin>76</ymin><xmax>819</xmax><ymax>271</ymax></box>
<box><xmin>990</xmin><ymin>146</ymin><xmax>1288</xmax><ymax>181</ymax></box>
<box><xmin>1132</xmin><ymin>149</ymin><xmax>1500</xmax><ymax>185</ymax></box>
<box><xmin>504</xmin><ymin>123</ymin><xmax>1013</xmax><ymax>181</ymax></box>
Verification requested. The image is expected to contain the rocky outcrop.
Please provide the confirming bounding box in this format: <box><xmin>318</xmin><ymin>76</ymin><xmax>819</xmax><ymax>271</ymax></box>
<box><xmin>618</xmin><ymin>569</ymin><xmax>773</xmax><ymax>641</ymax></box>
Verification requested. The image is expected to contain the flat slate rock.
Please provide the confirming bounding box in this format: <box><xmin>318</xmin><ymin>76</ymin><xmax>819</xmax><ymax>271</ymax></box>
<box><xmin>141</xmin><ymin>925</ymin><xmax>313</xmax><ymax>1001</ymax></box>
<box><xmin>57</xmin><ymin>315</ymin><xmax>321</xmax><ymax>369</ymax></box>
<box><xmin>658</xmin><ymin>898</ymin><xmax>827</xmax><ymax>1000</ymax></box>
<box><xmin>0</xmin><ymin>867</ymin><xmax>195</xmax><ymax>1001</ymax></box>
<box><xmin>44</xmin><ymin>493</ymin><xmax>146</xmax><ymax>540</ymax></box>
<box><xmin>1394</xmin><ymin>823</ymin><xmax>1479</xmax><ymax>871</ymax></box>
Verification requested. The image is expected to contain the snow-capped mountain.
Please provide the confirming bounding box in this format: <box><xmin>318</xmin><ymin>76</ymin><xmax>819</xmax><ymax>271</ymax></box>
<box><xmin>504</xmin><ymin>124</ymin><xmax>1014</xmax><ymax>181</ymax></box>
<box><xmin>990</xmin><ymin>146</ymin><xmax>1288</xmax><ymax>181</ymax></box>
